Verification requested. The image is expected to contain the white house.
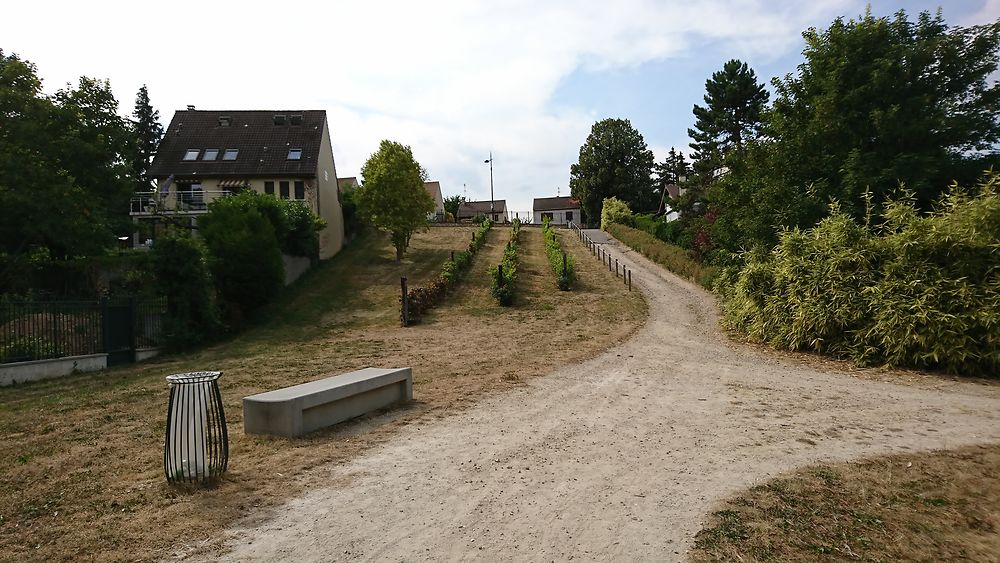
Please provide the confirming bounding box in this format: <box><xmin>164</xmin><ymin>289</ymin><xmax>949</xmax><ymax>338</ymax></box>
<box><xmin>532</xmin><ymin>196</ymin><xmax>580</xmax><ymax>225</ymax></box>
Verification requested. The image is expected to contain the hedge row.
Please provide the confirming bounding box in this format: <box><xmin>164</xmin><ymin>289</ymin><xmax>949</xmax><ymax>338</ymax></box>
<box><xmin>542</xmin><ymin>220</ymin><xmax>575</xmax><ymax>290</ymax></box>
<box><xmin>607</xmin><ymin>223</ymin><xmax>719</xmax><ymax>289</ymax></box>
<box><xmin>715</xmin><ymin>175</ymin><xmax>999</xmax><ymax>376</ymax></box>
<box><xmin>405</xmin><ymin>218</ymin><xmax>492</xmax><ymax>324</ymax></box>
<box><xmin>490</xmin><ymin>219</ymin><xmax>521</xmax><ymax>305</ymax></box>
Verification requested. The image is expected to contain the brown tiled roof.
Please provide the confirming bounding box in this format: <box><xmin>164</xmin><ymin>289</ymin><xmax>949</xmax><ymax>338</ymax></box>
<box><xmin>457</xmin><ymin>200</ymin><xmax>507</xmax><ymax>217</ymax></box>
<box><xmin>424</xmin><ymin>181</ymin><xmax>442</xmax><ymax>200</ymax></box>
<box><xmin>533</xmin><ymin>196</ymin><xmax>579</xmax><ymax>212</ymax></box>
<box><xmin>148</xmin><ymin>109</ymin><xmax>327</xmax><ymax>178</ymax></box>
<box><xmin>338</xmin><ymin>177</ymin><xmax>359</xmax><ymax>191</ymax></box>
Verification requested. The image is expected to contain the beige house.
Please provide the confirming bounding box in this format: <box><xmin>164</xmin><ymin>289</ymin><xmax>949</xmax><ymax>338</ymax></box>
<box><xmin>139</xmin><ymin>109</ymin><xmax>345</xmax><ymax>259</ymax></box>
<box><xmin>424</xmin><ymin>181</ymin><xmax>445</xmax><ymax>220</ymax></box>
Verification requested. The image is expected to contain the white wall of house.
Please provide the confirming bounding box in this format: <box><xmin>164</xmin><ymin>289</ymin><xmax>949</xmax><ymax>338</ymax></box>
<box><xmin>532</xmin><ymin>208</ymin><xmax>580</xmax><ymax>225</ymax></box>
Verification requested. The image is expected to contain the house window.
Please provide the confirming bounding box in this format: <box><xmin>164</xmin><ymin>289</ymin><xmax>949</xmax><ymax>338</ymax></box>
<box><xmin>264</xmin><ymin>181</ymin><xmax>274</xmax><ymax>195</ymax></box>
<box><xmin>541</xmin><ymin>212</ymin><xmax>554</xmax><ymax>221</ymax></box>
<box><xmin>287</xmin><ymin>148</ymin><xmax>302</xmax><ymax>160</ymax></box>
<box><xmin>290</xmin><ymin>114</ymin><xmax>303</xmax><ymax>125</ymax></box>
<box><xmin>202</xmin><ymin>149</ymin><xmax>219</xmax><ymax>161</ymax></box>
<box><xmin>565</xmin><ymin>211</ymin><xmax>573</xmax><ymax>222</ymax></box>
<box><xmin>279</xmin><ymin>181</ymin><xmax>290</xmax><ymax>199</ymax></box>
<box><xmin>222</xmin><ymin>149</ymin><xmax>239</xmax><ymax>160</ymax></box>
<box><xmin>183</xmin><ymin>149</ymin><xmax>200</xmax><ymax>161</ymax></box>
<box><xmin>294</xmin><ymin>181</ymin><xmax>305</xmax><ymax>200</ymax></box>
<box><xmin>218</xmin><ymin>116</ymin><xmax>231</xmax><ymax>127</ymax></box>
<box><xmin>273</xmin><ymin>115</ymin><xmax>286</xmax><ymax>125</ymax></box>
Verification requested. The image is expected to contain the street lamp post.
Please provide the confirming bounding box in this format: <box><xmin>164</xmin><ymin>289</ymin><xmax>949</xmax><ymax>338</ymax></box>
<box><xmin>484</xmin><ymin>152</ymin><xmax>494</xmax><ymax>219</ymax></box>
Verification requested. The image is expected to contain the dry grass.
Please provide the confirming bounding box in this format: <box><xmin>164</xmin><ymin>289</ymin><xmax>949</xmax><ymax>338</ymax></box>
<box><xmin>692</xmin><ymin>444</ymin><xmax>1000</xmax><ymax>562</ymax></box>
<box><xmin>0</xmin><ymin>225</ymin><xmax>645</xmax><ymax>562</ymax></box>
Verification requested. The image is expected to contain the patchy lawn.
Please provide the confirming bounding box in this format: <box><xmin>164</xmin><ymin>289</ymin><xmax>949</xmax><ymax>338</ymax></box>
<box><xmin>693</xmin><ymin>444</ymin><xmax>1000</xmax><ymax>562</ymax></box>
<box><xmin>0</xmin><ymin>225</ymin><xmax>645</xmax><ymax>562</ymax></box>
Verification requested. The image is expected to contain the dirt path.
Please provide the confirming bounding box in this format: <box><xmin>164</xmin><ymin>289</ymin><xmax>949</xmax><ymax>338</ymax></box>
<box><xmin>203</xmin><ymin>230</ymin><xmax>1000</xmax><ymax>562</ymax></box>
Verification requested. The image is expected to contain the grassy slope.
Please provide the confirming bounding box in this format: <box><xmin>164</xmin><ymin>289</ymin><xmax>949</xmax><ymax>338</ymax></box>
<box><xmin>0</xmin><ymin>225</ymin><xmax>645</xmax><ymax>562</ymax></box>
<box><xmin>692</xmin><ymin>445</ymin><xmax>1000</xmax><ymax>562</ymax></box>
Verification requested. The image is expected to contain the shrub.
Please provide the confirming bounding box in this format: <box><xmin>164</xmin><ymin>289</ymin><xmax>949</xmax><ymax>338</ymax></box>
<box><xmin>608</xmin><ymin>223</ymin><xmax>719</xmax><ymax>289</ymax></box>
<box><xmin>491</xmin><ymin>220</ymin><xmax>521</xmax><ymax>305</ymax></box>
<box><xmin>207</xmin><ymin>190</ymin><xmax>326</xmax><ymax>258</ymax></box>
<box><xmin>542</xmin><ymin>220</ymin><xmax>575</xmax><ymax>290</ymax></box>
<box><xmin>715</xmin><ymin>173</ymin><xmax>1000</xmax><ymax>375</ymax></box>
<box><xmin>200</xmin><ymin>203</ymin><xmax>284</xmax><ymax>323</ymax></box>
<box><xmin>151</xmin><ymin>233</ymin><xmax>221</xmax><ymax>350</ymax></box>
<box><xmin>404</xmin><ymin>218</ymin><xmax>491</xmax><ymax>324</ymax></box>
<box><xmin>0</xmin><ymin>336</ymin><xmax>60</xmax><ymax>363</ymax></box>
<box><xmin>600</xmin><ymin>197</ymin><xmax>634</xmax><ymax>230</ymax></box>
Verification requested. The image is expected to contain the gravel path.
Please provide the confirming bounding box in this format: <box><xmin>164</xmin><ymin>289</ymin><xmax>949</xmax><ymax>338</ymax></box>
<box><xmin>208</xmin><ymin>230</ymin><xmax>1000</xmax><ymax>562</ymax></box>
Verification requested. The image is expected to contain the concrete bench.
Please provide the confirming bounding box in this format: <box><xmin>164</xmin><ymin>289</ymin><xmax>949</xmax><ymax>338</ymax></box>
<box><xmin>242</xmin><ymin>367</ymin><xmax>412</xmax><ymax>437</ymax></box>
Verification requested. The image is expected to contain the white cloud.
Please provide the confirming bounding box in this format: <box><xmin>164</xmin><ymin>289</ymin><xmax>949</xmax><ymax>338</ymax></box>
<box><xmin>3</xmin><ymin>0</ymin><xmax>853</xmax><ymax>212</ymax></box>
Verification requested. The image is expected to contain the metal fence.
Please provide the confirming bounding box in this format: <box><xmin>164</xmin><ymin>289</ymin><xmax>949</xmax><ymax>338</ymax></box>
<box><xmin>0</xmin><ymin>298</ymin><xmax>164</xmax><ymax>365</ymax></box>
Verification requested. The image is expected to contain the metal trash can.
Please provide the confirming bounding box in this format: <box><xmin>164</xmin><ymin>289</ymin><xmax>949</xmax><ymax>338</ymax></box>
<box><xmin>164</xmin><ymin>371</ymin><xmax>229</xmax><ymax>484</ymax></box>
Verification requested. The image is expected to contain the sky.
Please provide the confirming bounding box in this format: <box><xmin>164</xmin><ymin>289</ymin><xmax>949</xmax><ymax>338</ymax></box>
<box><xmin>2</xmin><ymin>0</ymin><xmax>998</xmax><ymax>214</ymax></box>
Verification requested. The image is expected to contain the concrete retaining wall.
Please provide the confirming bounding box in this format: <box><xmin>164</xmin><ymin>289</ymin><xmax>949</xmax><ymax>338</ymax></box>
<box><xmin>283</xmin><ymin>254</ymin><xmax>312</xmax><ymax>286</ymax></box>
<box><xmin>0</xmin><ymin>353</ymin><xmax>108</xmax><ymax>387</ymax></box>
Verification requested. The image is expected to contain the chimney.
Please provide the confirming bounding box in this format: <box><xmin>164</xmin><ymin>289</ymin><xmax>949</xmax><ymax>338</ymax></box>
<box><xmin>186</xmin><ymin>105</ymin><xmax>196</xmax><ymax>111</ymax></box>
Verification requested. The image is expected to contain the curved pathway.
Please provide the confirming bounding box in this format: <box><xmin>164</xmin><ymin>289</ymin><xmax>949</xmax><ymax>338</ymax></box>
<box><xmin>207</xmin><ymin>230</ymin><xmax>1000</xmax><ymax>561</ymax></box>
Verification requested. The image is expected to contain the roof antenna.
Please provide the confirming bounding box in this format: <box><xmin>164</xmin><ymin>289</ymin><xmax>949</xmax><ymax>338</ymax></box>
<box><xmin>557</xmin><ymin>186</ymin><xmax>560</xmax><ymax>196</ymax></box>
<box><xmin>463</xmin><ymin>183</ymin><xmax>467</xmax><ymax>199</ymax></box>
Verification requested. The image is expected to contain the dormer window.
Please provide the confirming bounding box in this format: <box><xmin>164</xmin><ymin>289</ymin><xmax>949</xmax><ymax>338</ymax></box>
<box><xmin>202</xmin><ymin>149</ymin><xmax>219</xmax><ymax>161</ymax></box>
<box><xmin>290</xmin><ymin>114</ymin><xmax>303</xmax><ymax>125</ymax></box>
<box><xmin>273</xmin><ymin>114</ymin><xmax>286</xmax><ymax>125</ymax></box>
<box><xmin>218</xmin><ymin>116</ymin><xmax>231</xmax><ymax>127</ymax></box>
<box><xmin>287</xmin><ymin>148</ymin><xmax>302</xmax><ymax>160</ymax></box>
<box><xmin>222</xmin><ymin>148</ymin><xmax>239</xmax><ymax>161</ymax></box>
<box><xmin>183</xmin><ymin>149</ymin><xmax>200</xmax><ymax>161</ymax></box>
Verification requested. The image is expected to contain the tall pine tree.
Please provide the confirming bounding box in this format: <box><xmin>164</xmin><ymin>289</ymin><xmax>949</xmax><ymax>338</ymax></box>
<box><xmin>688</xmin><ymin>59</ymin><xmax>768</xmax><ymax>175</ymax></box>
<box><xmin>131</xmin><ymin>85</ymin><xmax>163</xmax><ymax>193</ymax></box>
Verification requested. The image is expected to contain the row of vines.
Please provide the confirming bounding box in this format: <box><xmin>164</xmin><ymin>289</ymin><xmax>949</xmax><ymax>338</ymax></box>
<box><xmin>490</xmin><ymin>219</ymin><xmax>521</xmax><ymax>306</ymax></box>
<box><xmin>403</xmin><ymin>218</ymin><xmax>492</xmax><ymax>325</ymax></box>
<box><xmin>542</xmin><ymin>220</ymin><xmax>576</xmax><ymax>290</ymax></box>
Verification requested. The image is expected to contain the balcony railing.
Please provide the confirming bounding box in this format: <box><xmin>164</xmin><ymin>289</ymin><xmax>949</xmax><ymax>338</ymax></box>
<box><xmin>130</xmin><ymin>190</ymin><xmax>233</xmax><ymax>215</ymax></box>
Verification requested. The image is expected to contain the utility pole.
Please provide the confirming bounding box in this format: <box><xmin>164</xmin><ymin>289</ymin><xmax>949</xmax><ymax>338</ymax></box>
<box><xmin>484</xmin><ymin>152</ymin><xmax>494</xmax><ymax>217</ymax></box>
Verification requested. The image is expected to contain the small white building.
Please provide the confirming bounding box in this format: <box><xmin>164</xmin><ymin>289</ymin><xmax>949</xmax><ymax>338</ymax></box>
<box><xmin>532</xmin><ymin>196</ymin><xmax>580</xmax><ymax>225</ymax></box>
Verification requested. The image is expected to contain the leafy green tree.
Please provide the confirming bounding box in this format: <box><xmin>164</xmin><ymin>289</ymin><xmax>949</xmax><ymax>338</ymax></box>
<box><xmin>709</xmin><ymin>10</ymin><xmax>1000</xmax><ymax>259</ymax></box>
<box><xmin>570</xmin><ymin>118</ymin><xmax>656</xmax><ymax>222</ymax></box>
<box><xmin>54</xmin><ymin>77</ymin><xmax>136</xmax><ymax>241</ymax></box>
<box><xmin>687</xmin><ymin>59</ymin><xmax>768</xmax><ymax>174</ymax></box>
<box><xmin>0</xmin><ymin>51</ymin><xmax>112</xmax><ymax>262</ymax></box>
<box><xmin>130</xmin><ymin>85</ymin><xmax>163</xmax><ymax>193</ymax></box>
<box><xmin>356</xmin><ymin>140</ymin><xmax>434</xmax><ymax>259</ymax></box>
<box><xmin>151</xmin><ymin>233</ymin><xmax>220</xmax><ymax>350</ymax></box>
<box><xmin>200</xmin><ymin>202</ymin><xmax>284</xmax><ymax>319</ymax></box>
<box><xmin>769</xmin><ymin>9</ymin><xmax>1000</xmax><ymax>215</ymax></box>
<box><xmin>443</xmin><ymin>195</ymin><xmax>465</xmax><ymax>218</ymax></box>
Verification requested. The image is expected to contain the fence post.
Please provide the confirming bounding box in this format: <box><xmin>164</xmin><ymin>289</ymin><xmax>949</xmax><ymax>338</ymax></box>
<box><xmin>100</xmin><ymin>297</ymin><xmax>109</xmax><ymax>354</ymax></box>
<box><xmin>471</xmin><ymin>232</ymin><xmax>475</xmax><ymax>242</ymax></box>
<box><xmin>609</xmin><ymin>255</ymin><xmax>613</xmax><ymax>273</ymax></box>
<box><xmin>615</xmin><ymin>259</ymin><xmax>619</xmax><ymax>278</ymax></box>
<box><xmin>400</xmin><ymin>277</ymin><xmax>409</xmax><ymax>327</ymax></box>
<box><xmin>562</xmin><ymin>252</ymin><xmax>567</xmax><ymax>276</ymax></box>
<box><xmin>497</xmin><ymin>264</ymin><xmax>504</xmax><ymax>285</ymax></box>
<box><xmin>628</xmin><ymin>269</ymin><xmax>632</xmax><ymax>291</ymax></box>
<box><xmin>451</xmin><ymin>250</ymin><xmax>454</xmax><ymax>262</ymax></box>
